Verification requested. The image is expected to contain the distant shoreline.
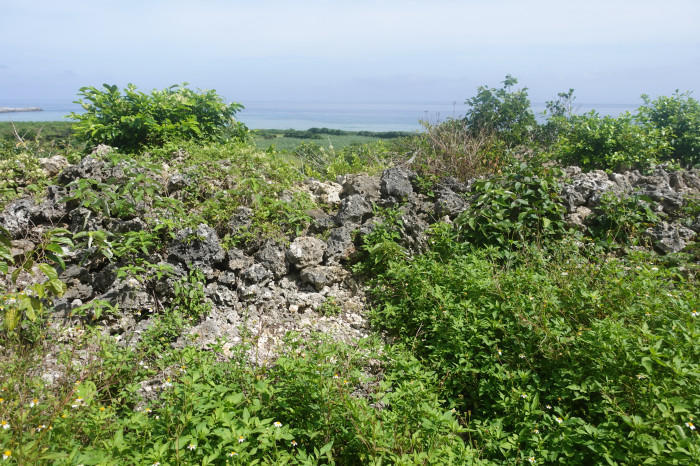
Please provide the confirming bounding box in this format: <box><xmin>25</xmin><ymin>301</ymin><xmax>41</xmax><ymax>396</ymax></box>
<box><xmin>0</xmin><ymin>107</ymin><xmax>43</xmax><ymax>113</ymax></box>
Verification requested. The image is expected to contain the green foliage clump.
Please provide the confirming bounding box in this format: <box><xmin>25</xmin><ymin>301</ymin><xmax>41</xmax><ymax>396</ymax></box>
<box><xmin>367</xmin><ymin>238</ymin><xmax>700</xmax><ymax>464</ymax></box>
<box><xmin>455</xmin><ymin>163</ymin><xmax>567</xmax><ymax>249</ymax></box>
<box><xmin>637</xmin><ymin>91</ymin><xmax>700</xmax><ymax>167</ymax></box>
<box><xmin>587</xmin><ymin>193</ymin><xmax>660</xmax><ymax>248</ymax></box>
<box><xmin>552</xmin><ymin>111</ymin><xmax>670</xmax><ymax>172</ymax></box>
<box><xmin>71</xmin><ymin>83</ymin><xmax>247</xmax><ymax>152</ymax></box>
<box><xmin>464</xmin><ymin>75</ymin><xmax>537</xmax><ymax>147</ymax></box>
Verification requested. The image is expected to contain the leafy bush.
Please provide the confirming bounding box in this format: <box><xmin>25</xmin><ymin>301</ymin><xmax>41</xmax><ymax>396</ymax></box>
<box><xmin>367</xmin><ymin>239</ymin><xmax>700</xmax><ymax>464</ymax></box>
<box><xmin>553</xmin><ymin>111</ymin><xmax>671</xmax><ymax>172</ymax></box>
<box><xmin>587</xmin><ymin>193</ymin><xmax>659</xmax><ymax>247</ymax></box>
<box><xmin>637</xmin><ymin>91</ymin><xmax>700</xmax><ymax>167</ymax></box>
<box><xmin>455</xmin><ymin>163</ymin><xmax>567</xmax><ymax>249</ymax></box>
<box><xmin>464</xmin><ymin>75</ymin><xmax>537</xmax><ymax>147</ymax></box>
<box><xmin>71</xmin><ymin>84</ymin><xmax>247</xmax><ymax>151</ymax></box>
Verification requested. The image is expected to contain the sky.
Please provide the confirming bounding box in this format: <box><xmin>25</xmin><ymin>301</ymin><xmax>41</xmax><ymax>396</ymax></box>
<box><xmin>1</xmin><ymin>0</ymin><xmax>699</xmax><ymax>106</ymax></box>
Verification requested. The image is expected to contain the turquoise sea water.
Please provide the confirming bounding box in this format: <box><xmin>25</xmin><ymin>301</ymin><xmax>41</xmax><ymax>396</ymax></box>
<box><xmin>0</xmin><ymin>99</ymin><xmax>638</xmax><ymax>131</ymax></box>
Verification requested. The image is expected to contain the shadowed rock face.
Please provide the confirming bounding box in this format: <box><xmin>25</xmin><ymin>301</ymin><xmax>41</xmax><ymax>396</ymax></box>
<box><xmin>2</xmin><ymin>159</ymin><xmax>698</xmax><ymax>365</ymax></box>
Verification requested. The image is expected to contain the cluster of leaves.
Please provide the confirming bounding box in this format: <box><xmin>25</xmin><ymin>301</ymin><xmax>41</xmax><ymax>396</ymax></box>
<box><xmin>586</xmin><ymin>192</ymin><xmax>660</xmax><ymax>248</ymax></box>
<box><xmin>70</xmin><ymin>83</ymin><xmax>248</xmax><ymax>152</ymax></box>
<box><xmin>552</xmin><ymin>111</ymin><xmax>671</xmax><ymax>172</ymax></box>
<box><xmin>1</xmin><ymin>227</ymin><xmax>72</xmax><ymax>342</ymax></box>
<box><xmin>455</xmin><ymin>162</ymin><xmax>567</xmax><ymax>249</ymax></box>
<box><xmin>463</xmin><ymin>75</ymin><xmax>537</xmax><ymax>147</ymax></box>
<box><xmin>0</xmin><ymin>330</ymin><xmax>473</xmax><ymax>464</ymax></box>
<box><xmin>419</xmin><ymin>77</ymin><xmax>699</xmax><ymax>177</ymax></box>
<box><xmin>637</xmin><ymin>91</ymin><xmax>700</xmax><ymax>167</ymax></box>
<box><xmin>365</xmin><ymin>235</ymin><xmax>699</xmax><ymax>464</ymax></box>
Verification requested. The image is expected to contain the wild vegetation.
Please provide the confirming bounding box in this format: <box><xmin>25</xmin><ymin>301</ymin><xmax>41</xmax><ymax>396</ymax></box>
<box><xmin>0</xmin><ymin>80</ymin><xmax>698</xmax><ymax>464</ymax></box>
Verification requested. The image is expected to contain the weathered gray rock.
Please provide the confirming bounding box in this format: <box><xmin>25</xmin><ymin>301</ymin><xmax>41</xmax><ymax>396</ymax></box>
<box><xmin>1</xmin><ymin>199</ymin><xmax>38</xmax><ymax>238</ymax></box>
<box><xmin>645</xmin><ymin>221</ymin><xmax>696</xmax><ymax>254</ymax></box>
<box><xmin>304</xmin><ymin>179</ymin><xmax>343</xmax><ymax>205</ymax></box>
<box><xmin>306</xmin><ymin>209</ymin><xmax>336</xmax><ymax>234</ymax></box>
<box><xmin>206</xmin><ymin>282</ymin><xmax>238</xmax><ymax>307</ymax></box>
<box><xmin>286</xmin><ymin>236</ymin><xmax>327</xmax><ymax>269</ymax></box>
<box><xmin>168</xmin><ymin>223</ymin><xmax>226</xmax><ymax>268</ymax></box>
<box><xmin>561</xmin><ymin>170</ymin><xmax>621</xmax><ymax>210</ymax></box>
<box><xmin>254</xmin><ymin>241</ymin><xmax>288</xmax><ymax>278</ymax></box>
<box><xmin>434</xmin><ymin>188</ymin><xmax>467</xmax><ymax>218</ymax></box>
<box><xmin>98</xmin><ymin>277</ymin><xmax>154</xmax><ymax>312</ymax></box>
<box><xmin>69</xmin><ymin>207</ymin><xmax>102</xmax><ymax>233</ymax></box>
<box><xmin>565</xmin><ymin>206</ymin><xmax>594</xmax><ymax>231</ymax></box>
<box><xmin>300</xmin><ymin>265</ymin><xmax>347</xmax><ymax>291</ymax></box>
<box><xmin>340</xmin><ymin>174</ymin><xmax>381</xmax><ymax>201</ymax></box>
<box><xmin>109</xmin><ymin>217</ymin><xmax>146</xmax><ymax>233</ymax></box>
<box><xmin>62</xmin><ymin>280</ymin><xmax>94</xmax><ymax>302</ymax></box>
<box><xmin>40</xmin><ymin>155</ymin><xmax>69</xmax><ymax>177</ymax></box>
<box><xmin>228</xmin><ymin>206</ymin><xmax>254</xmax><ymax>237</ymax></box>
<box><xmin>9</xmin><ymin>239</ymin><xmax>34</xmax><ymax>261</ymax></box>
<box><xmin>325</xmin><ymin>225</ymin><xmax>357</xmax><ymax>262</ymax></box>
<box><xmin>241</xmin><ymin>263</ymin><xmax>272</xmax><ymax>283</ymax></box>
<box><xmin>336</xmin><ymin>194</ymin><xmax>371</xmax><ymax>225</ymax></box>
<box><xmin>167</xmin><ymin>173</ymin><xmax>193</xmax><ymax>193</ymax></box>
<box><xmin>58</xmin><ymin>153</ymin><xmax>114</xmax><ymax>185</ymax></box>
<box><xmin>380</xmin><ymin>167</ymin><xmax>414</xmax><ymax>200</ymax></box>
<box><xmin>227</xmin><ymin>248</ymin><xmax>253</xmax><ymax>272</ymax></box>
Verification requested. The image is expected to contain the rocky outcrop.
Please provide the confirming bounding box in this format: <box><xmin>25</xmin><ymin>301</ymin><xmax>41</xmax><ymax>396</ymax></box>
<box><xmin>3</xmin><ymin>156</ymin><xmax>698</xmax><ymax>368</ymax></box>
<box><xmin>561</xmin><ymin>165</ymin><xmax>699</xmax><ymax>252</ymax></box>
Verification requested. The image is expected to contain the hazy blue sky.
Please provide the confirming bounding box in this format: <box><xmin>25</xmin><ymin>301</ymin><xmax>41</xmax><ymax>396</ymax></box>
<box><xmin>1</xmin><ymin>0</ymin><xmax>699</xmax><ymax>105</ymax></box>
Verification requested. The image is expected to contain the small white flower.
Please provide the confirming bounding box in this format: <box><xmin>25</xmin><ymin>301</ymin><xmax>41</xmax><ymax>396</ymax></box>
<box><xmin>163</xmin><ymin>378</ymin><xmax>173</xmax><ymax>388</ymax></box>
<box><xmin>227</xmin><ymin>451</ymin><xmax>238</xmax><ymax>457</ymax></box>
<box><xmin>187</xmin><ymin>443</ymin><xmax>196</xmax><ymax>451</ymax></box>
<box><xmin>692</xmin><ymin>311</ymin><xmax>698</xmax><ymax>318</ymax></box>
<box><xmin>238</xmin><ymin>435</ymin><xmax>245</xmax><ymax>443</ymax></box>
<box><xmin>651</xmin><ymin>267</ymin><xmax>658</xmax><ymax>271</ymax></box>
<box><xmin>686</xmin><ymin>422</ymin><xmax>696</xmax><ymax>431</ymax></box>
<box><xmin>521</xmin><ymin>394</ymin><xmax>528</xmax><ymax>399</ymax></box>
<box><xmin>545</xmin><ymin>404</ymin><xmax>552</xmax><ymax>410</ymax></box>
<box><xmin>29</xmin><ymin>398</ymin><xmax>39</xmax><ymax>407</ymax></box>
<box><xmin>561</xmin><ymin>272</ymin><xmax>568</xmax><ymax>276</ymax></box>
<box><xmin>519</xmin><ymin>354</ymin><xmax>526</xmax><ymax>359</ymax></box>
<box><xmin>333</xmin><ymin>374</ymin><xmax>339</xmax><ymax>379</ymax></box>
<box><xmin>273</xmin><ymin>421</ymin><xmax>282</xmax><ymax>428</ymax></box>
<box><xmin>2</xmin><ymin>450</ymin><xmax>10</xmax><ymax>460</ymax></box>
<box><xmin>528</xmin><ymin>457</ymin><xmax>536</xmax><ymax>464</ymax></box>
<box><xmin>497</xmin><ymin>350</ymin><xmax>502</xmax><ymax>356</ymax></box>
<box><xmin>556</xmin><ymin>417</ymin><xmax>563</xmax><ymax>424</ymax></box>
<box><xmin>533</xmin><ymin>428</ymin><xmax>539</xmax><ymax>434</ymax></box>
<box><xmin>1</xmin><ymin>420</ymin><xmax>9</xmax><ymax>430</ymax></box>
<box><xmin>71</xmin><ymin>397</ymin><xmax>84</xmax><ymax>408</ymax></box>
<box><xmin>152</xmin><ymin>462</ymin><xmax>160</xmax><ymax>466</ymax></box>
<box><xmin>291</xmin><ymin>440</ymin><xmax>298</xmax><ymax>447</ymax></box>
<box><xmin>636</xmin><ymin>374</ymin><xmax>647</xmax><ymax>380</ymax></box>
<box><xmin>36</xmin><ymin>424</ymin><xmax>47</xmax><ymax>432</ymax></box>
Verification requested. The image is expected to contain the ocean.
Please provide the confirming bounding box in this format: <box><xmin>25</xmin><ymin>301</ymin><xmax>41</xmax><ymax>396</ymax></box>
<box><xmin>0</xmin><ymin>99</ymin><xmax>638</xmax><ymax>131</ymax></box>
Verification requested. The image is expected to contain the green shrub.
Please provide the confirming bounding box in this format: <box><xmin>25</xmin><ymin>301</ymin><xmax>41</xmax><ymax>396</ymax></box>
<box><xmin>587</xmin><ymin>192</ymin><xmax>660</xmax><ymax>248</ymax></box>
<box><xmin>553</xmin><ymin>111</ymin><xmax>670</xmax><ymax>171</ymax></box>
<box><xmin>367</xmin><ymin>239</ymin><xmax>700</xmax><ymax>464</ymax></box>
<box><xmin>455</xmin><ymin>162</ymin><xmax>567</xmax><ymax>249</ymax></box>
<box><xmin>637</xmin><ymin>91</ymin><xmax>700</xmax><ymax>168</ymax></box>
<box><xmin>70</xmin><ymin>84</ymin><xmax>247</xmax><ymax>151</ymax></box>
<box><xmin>464</xmin><ymin>75</ymin><xmax>537</xmax><ymax>147</ymax></box>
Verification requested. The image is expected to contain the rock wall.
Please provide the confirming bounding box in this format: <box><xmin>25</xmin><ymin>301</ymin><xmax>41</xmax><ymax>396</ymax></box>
<box><xmin>2</xmin><ymin>154</ymin><xmax>698</xmax><ymax>362</ymax></box>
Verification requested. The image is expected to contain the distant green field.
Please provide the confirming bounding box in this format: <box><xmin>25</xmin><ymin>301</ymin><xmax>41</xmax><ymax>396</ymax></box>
<box><xmin>0</xmin><ymin>122</ymin><xmax>413</xmax><ymax>152</ymax></box>
<box><xmin>0</xmin><ymin>121</ymin><xmax>74</xmax><ymax>142</ymax></box>
<box><xmin>252</xmin><ymin>127</ymin><xmax>414</xmax><ymax>151</ymax></box>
